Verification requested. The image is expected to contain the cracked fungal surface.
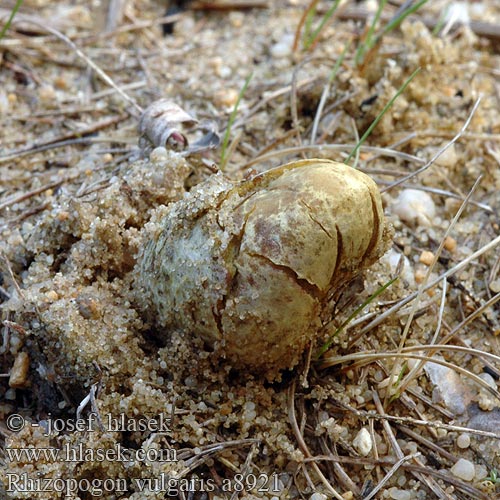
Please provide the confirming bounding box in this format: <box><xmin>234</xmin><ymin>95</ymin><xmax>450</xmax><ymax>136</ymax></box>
<box><xmin>137</xmin><ymin>159</ymin><xmax>389</xmax><ymax>379</ymax></box>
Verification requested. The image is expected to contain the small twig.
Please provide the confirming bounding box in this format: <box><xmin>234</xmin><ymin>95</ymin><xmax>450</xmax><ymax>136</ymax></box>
<box><xmin>0</xmin><ymin>252</ymin><xmax>24</xmax><ymax>299</ymax></box>
<box><xmin>364</xmin><ymin>452</ymin><xmax>421</xmax><ymax>500</ymax></box>
<box><xmin>0</xmin><ymin>179</ymin><xmax>65</xmax><ymax>212</ymax></box>
<box><xmin>190</xmin><ymin>1</ymin><xmax>269</xmax><ymax>10</ymax></box>
<box><xmin>0</xmin><ymin>114</ymin><xmax>129</xmax><ymax>165</ymax></box>
<box><xmin>396</xmin><ymin>425</ymin><xmax>457</xmax><ymax>464</ymax></box>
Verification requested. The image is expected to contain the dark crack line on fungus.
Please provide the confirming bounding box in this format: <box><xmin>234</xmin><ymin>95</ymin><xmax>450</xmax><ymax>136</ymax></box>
<box><xmin>300</xmin><ymin>199</ymin><xmax>334</xmax><ymax>240</ymax></box>
<box><xmin>247</xmin><ymin>252</ymin><xmax>323</xmax><ymax>300</ymax></box>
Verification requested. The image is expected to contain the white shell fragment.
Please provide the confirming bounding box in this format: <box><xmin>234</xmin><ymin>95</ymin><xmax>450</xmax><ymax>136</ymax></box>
<box><xmin>424</xmin><ymin>358</ymin><xmax>472</xmax><ymax>415</ymax></box>
<box><xmin>353</xmin><ymin>427</ymin><xmax>373</xmax><ymax>456</ymax></box>
<box><xmin>139</xmin><ymin>99</ymin><xmax>198</xmax><ymax>152</ymax></box>
<box><xmin>392</xmin><ymin>189</ymin><xmax>436</xmax><ymax>226</ymax></box>
<box><xmin>138</xmin><ymin>159</ymin><xmax>389</xmax><ymax>379</ymax></box>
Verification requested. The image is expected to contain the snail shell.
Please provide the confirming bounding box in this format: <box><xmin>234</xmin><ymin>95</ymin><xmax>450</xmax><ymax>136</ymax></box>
<box><xmin>138</xmin><ymin>159</ymin><xmax>388</xmax><ymax>379</ymax></box>
<box><xmin>138</xmin><ymin>99</ymin><xmax>198</xmax><ymax>152</ymax></box>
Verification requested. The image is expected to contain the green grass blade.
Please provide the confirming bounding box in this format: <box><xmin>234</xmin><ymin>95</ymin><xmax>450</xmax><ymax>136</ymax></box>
<box><xmin>304</xmin><ymin>0</ymin><xmax>341</xmax><ymax>50</ymax></box>
<box><xmin>379</xmin><ymin>0</ymin><xmax>428</xmax><ymax>38</ymax></box>
<box><xmin>432</xmin><ymin>4</ymin><xmax>449</xmax><ymax>36</ymax></box>
<box><xmin>316</xmin><ymin>276</ymin><xmax>398</xmax><ymax>359</ymax></box>
<box><xmin>220</xmin><ymin>72</ymin><xmax>253</xmax><ymax>169</ymax></box>
<box><xmin>355</xmin><ymin>0</ymin><xmax>387</xmax><ymax>65</ymax></box>
<box><xmin>303</xmin><ymin>4</ymin><xmax>317</xmax><ymax>48</ymax></box>
<box><xmin>344</xmin><ymin>67</ymin><xmax>420</xmax><ymax>166</ymax></box>
<box><xmin>0</xmin><ymin>0</ymin><xmax>24</xmax><ymax>40</ymax></box>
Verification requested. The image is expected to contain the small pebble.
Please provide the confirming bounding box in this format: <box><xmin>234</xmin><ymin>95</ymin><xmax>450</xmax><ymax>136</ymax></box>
<box><xmin>419</xmin><ymin>250</ymin><xmax>434</xmax><ymax>266</ymax></box>
<box><xmin>456</xmin><ymin>433</ymin><xmax>470</xmax><ymax>449</ymax></box>
<box><xmin>214</xmin><ymin>88</ymin><xmax>239</xmax><ymax>109</ymax></box>
<box><xmin>270</xmin><ymin>34</ymin><xmax>294</xmax><ymax>58</ymax></box>
<box><xmin>443</xmin><ymin>236</ymin><xmax>457</xmax><ymax>252</ymax></box>
<box><xmin>228</xmin><ymin>11</ymin><xmax>244</xmax><ymax>28</ymax></box>
<box><xmin>353</xmin><ymin>427</ymin><xmax>372</xmax><ymax>456</ymax></box>
<box><xmin>474</xmin><ymin>463</ymin><xmax>488</xmax><ymax>481</ymax></box>
<box><xmin>383</xmin><ymin>249</ymin><xmax>415</xmax><ymax>287</ymax></box>
<box><xmin>392</xmin><ymin>189</ymin><xmax>436</xmax><ymax>226</ymax></box>
<box><xmin>310</xmin><ymin>493</ymin><xmax>327</xmax><ymax>500</ymax></box>
<box><xmin>150</xmin><ymin>146</ymin><xmax>169</xmax><ymax>163</ymax></box>
<box><xmin>9</xmin><ymin>352</ymin><xmax>30</xmax><ymax>388</ymax></box>
<box><xmin>450</xmin><ymin>458</ymin><xmax>475</xmax><ymax>481</ymax></box>
<box><xmin>38</xmin><ymin>85</ymin><xmax>56</xmax><ymax>104</ymax></box>
<box><xmin>435</xmin><ymin>143</ymin><xmax>457</xmax><ymax>168</ymax></box>
<box><xmin>45</xmin><ymin>290</ymin><xmax>59</xmax><ymax>301</ymax></box>
<box><xmin>489</xmin><ymin>279</ymin><xmax>500</xmax><ymax>294</ymax></box>
<box><xmin>478</xmin><ymin>372</ymin><xmax>496</xmax><ymax>388</ymax></box>
<box><xmin>5</xmin><ymin>388</ymin><xmax>16</xmax><ymax>400</ymax></box>
<box><xmin>389</xmin><ymin>487</ymin><xmax>412</xmax><ymax>500</ymax></box>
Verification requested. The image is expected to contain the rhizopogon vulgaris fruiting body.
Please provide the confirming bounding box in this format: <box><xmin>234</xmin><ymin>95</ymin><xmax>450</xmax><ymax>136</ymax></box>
<box><xmin>138</xmin><ymin>159</ymin><xmax>389</xmax><ymax>379</ymax></box>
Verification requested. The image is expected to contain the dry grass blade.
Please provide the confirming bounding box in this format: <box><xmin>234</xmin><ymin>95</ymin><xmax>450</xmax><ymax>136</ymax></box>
<box><xmin>334</xmin><ymin>4</ymin><xmax>500</xmax><ymax>42</ymax></box>
<box><xmin>320</xmin><ymin>351</ymin><xmax>500</xmax><ymax>403</ymax></box>
<box><xmin>372</xmin><ymin>391</ymin><xmax>452</xmax><ymax>499</ymax></box>
<box><xmin>243</xmin><ymin>143</ymin><xmax>424</xmax><ymax>168</ymax></box>
<box><xmin>363</xmin><ymin>452</ymin><xmax>421</xmax><ymax>500</ymax></box>
<box><xmin>349</xmin><ymin>234</ymin><xmax>500</xmax><ymax>343</ymax></box>
<box><xmin>220</xmin><ymin>72</ymin><xmax>253</xmax><ymax>169</ymax></box>
<box><xmin>396</xmin><ymin>425</ymin><xmax>458</xmax><ymax>463</ymax></box>
<box><xmin>325</xmin><ymin>396</ymin><xmax>500</xmax><ymax>440</ymax></box>
<box><xmin>288</xmin><ymin>381</ymin><xmax>344</xmax><ymax>499</ymax></box>
<box><xmin>0</xmin><ymin>179</ymin><xmax>65</xmax><ymax>212</ymax></box>
<box><xmin>292</xmin><ymin>0</ymin><xmax>319</xmax><ymax>53</ymax></box>
<box><xmin>440</xmin><ymin>291</ymin><xmax>500</xmax><ymax>345</ymax></box>
<box><xmin>0</xmin><ymin>114</ymin><xmax>128</xmax><ymax>165</ymax></box>
<box><xmin>381</xmin><ymin>97</ymin><xmax>482</xmax><ymax>192</ymax></box>
<box><xmin>376</xmin><ymin>181</ymin><xmax>494</xmax><ymax>213</ymax></box>
<box><xmin>345</xmin><ymin>67</ymin><xmax>420</xmax><ymax>165</ymax></box>
<box><xmin>311</xmin><ymin>40</ymin><xmax>350</xmax><ymax>144</ymax></box>
<box><xmin>387</xmin><ymin>175</ymin><xmax>483</xmax><ymax>403</ymax></box>
<box><xmin>20</xmin><ymin>20</ymin><xmax>143</xmax><ymax>115</ymax></box>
